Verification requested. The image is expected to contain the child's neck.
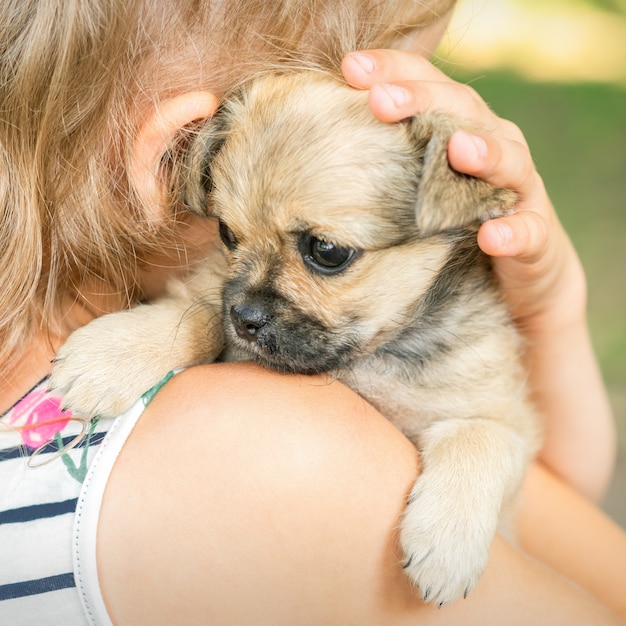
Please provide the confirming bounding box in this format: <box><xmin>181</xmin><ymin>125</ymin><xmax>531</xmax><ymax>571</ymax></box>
<box><xmin>0</xmin><ymin>295</ymin><xmax>101</xmax><ymax>413</ymax></box>
<box><xmin>0</xmin><ymin>330</ymin><xmax>62</xmax><ymax>413</ymax></box>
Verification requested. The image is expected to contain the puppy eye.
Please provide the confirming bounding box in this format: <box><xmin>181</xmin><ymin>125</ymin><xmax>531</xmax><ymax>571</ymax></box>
<box><xmin>218</xmin><ymin>219</ymin><xmax>238</xmax><ymax>250</ymax></box>
<box><xmin>300</xmin><ymin>234</ymin><xmax>357</xmax><ymax>275</ymax></box>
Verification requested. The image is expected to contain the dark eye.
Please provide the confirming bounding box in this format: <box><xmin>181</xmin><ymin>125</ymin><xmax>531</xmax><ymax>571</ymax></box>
<box><xmin>300</xmin><ymin>233</ymin><xmax>357</xmax><ymax>275</ymax></box>
<box><xmin>218</xmin><ymin>219</ymin><xmax>238</xmax><ymax>250</ymax></box>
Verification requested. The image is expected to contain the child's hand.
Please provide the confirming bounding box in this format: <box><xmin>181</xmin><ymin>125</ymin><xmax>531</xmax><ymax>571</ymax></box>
<box><xmin>341</xmin><ymin>50</ymin><xmax>587</xmax><ymax>332</ymax></box>
<box><xmin>343</xmin><ymin>50</ymin><xmax>616</xmax><ymax>501</ymax></box>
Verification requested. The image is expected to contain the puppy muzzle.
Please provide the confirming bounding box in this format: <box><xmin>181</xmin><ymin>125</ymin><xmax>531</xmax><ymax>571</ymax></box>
<box><xmin>230</xmin><ymin>304</ymin><xmax>272</xmax><ymax>346</ymax></box>
<box><xmin>224</xmin><ymin>289</ymin><xmax>355</xmax><ymax>374</ymax></box>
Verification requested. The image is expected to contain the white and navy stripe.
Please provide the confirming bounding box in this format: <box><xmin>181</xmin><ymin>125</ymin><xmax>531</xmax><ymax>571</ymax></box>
<box><xmin>1</xmin><ymin>387</ymin><xmax>112</xmax><ymax>626</ymax></box>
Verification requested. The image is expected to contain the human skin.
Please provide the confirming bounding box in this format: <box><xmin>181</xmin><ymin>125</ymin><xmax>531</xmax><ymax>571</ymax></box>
<box><xmin>93</xmin><ymin>45</ymin><xmax>623</xmax><ymax>625</ymax></box>
<box><xmin>2</xmin><ymin>15</ymin><xmax>621</xmax><ymax>624</ymax></box>
<box><xmin>341</xmin><ymin>49</ymin><xmax>616</xmax><ymax>501</ymax></box>
<box><xmin>97</xmin><ymin>364</ymin><xmax>625</xmax><ymax>625</ymax></box>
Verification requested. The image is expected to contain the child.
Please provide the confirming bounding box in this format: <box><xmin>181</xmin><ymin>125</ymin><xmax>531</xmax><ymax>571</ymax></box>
<box><xmin>1</xmin><ymin>1</ymin><xmax>624</xmax><ymax>624</ymax></box>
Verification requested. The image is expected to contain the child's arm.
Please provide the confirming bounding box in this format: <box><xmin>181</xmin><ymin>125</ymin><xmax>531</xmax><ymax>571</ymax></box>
<box><xmin>450</xmin><ymin>127</ymin><xmax>615</xmax><ymax>503</ymax></box>
<box><xmin>342</xmin><ymin>49</ymin><xmax>616</xmax><ymax>502</ymax></box>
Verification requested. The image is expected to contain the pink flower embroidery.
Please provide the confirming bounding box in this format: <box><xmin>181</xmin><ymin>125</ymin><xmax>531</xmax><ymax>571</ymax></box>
<box><xmin>7</xmin><ymin>389</ymin><xmax>72</xmax><ymax>449</ymax></box>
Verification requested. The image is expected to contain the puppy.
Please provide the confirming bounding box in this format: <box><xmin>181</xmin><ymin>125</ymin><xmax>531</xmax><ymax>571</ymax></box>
<box><xmin>51</xmin><ymin>70</ymin><xmax>541</xmax><ymax>606</ymax></box>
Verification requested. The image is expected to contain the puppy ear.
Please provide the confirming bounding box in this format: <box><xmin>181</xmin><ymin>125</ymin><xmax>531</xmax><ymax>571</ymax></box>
<box><xmin>182</xmin><ymin>105</ymin><xmax>231</xmax><ymax>216</ymax></box>
<box><xmin>410</xmin><ymin>115</ymin><xmax>518</xmax><ymax>237</ymax></box>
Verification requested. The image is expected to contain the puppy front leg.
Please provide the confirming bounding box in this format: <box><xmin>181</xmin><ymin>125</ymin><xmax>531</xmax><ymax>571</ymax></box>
<box><xmin>400</xmin><ymin>417</ymin><xmax>529</xmax><ymax>606</ymax></box>
<box><xmin>50</xmin><ymin>265</ymin><xmax>224</xmax><ymax>420</ymax></box>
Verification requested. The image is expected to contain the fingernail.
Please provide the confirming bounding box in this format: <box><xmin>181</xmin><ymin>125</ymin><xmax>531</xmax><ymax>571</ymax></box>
<box><xmin>496</xmin><ymin>223</ymin><xmax>512</xmax><ymax>248</ymax></box>
<box><xmin>380</xmin><ymin>83</ymin><xmax>409</xmax><ymax>108</ymax></box>
<box><xmin>469</xmin><ymin>133</ymin><xmax>487</xmax><ymax>159</ymax></box>
<box><xmin>348</xmin><ymin>52</ymin><xmax>375</xmax><ymax>74</ymax></box>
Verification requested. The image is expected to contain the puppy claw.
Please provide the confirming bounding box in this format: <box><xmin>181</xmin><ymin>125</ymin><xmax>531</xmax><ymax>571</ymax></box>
<box><xmin>403</xmin><ymin>547</ymin><xmax>432</xmax><ymax>573</ymax></box>
<box><xmin>400</xmin><ymin>478</ymin><xmax>493</xmax><ymax>606</ymax></box>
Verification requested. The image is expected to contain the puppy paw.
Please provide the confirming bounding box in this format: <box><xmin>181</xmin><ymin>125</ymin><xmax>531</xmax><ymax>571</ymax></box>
<box><xmin>400</xmin><ymin>478</ymin><xmax>497</xmax><ymax>606</ymax></box>
<box><xmin>49</xmin><ymin>309</ymin><xmax>172</xmax><ymax>419</ymax></box>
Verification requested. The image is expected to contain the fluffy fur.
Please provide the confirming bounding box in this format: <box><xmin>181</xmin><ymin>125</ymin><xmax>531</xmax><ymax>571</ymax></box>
<box><xmin>51</xmin><ymin>71</ymin><xmax>541</xmax><ymax>606</ymax></box>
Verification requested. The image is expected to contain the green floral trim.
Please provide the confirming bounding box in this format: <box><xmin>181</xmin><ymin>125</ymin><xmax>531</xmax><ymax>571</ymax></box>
<box><xmin>56</xmin><ymin>418</ymin><xmax>100</xmax><ymax>483</ymax></box>
<box><xmin>50</xmin><ymin>370</ymin><xmax>176</xmax><ymax>484</ymax></box>
<box><xmin>141</xmin><ymin>370</ymin><xmax>175</xmax><ymax>406</ymax></box>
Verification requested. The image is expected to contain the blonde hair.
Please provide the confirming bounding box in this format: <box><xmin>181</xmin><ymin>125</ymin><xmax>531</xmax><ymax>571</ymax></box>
<box><xmin>0</xmin><ymin>0</ymin><xmax>455</xmax><ymax>362</ymax></box>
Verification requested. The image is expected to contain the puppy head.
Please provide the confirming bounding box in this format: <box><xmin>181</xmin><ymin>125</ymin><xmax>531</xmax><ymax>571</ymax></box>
<box><xmin>185</xmin><ymin>72</ymin><xmax>517</xmax><ymax>373</ymax></box>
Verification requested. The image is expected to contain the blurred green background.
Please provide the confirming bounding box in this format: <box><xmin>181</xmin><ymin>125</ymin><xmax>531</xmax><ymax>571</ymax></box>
<box><xmin>438</xmin><ymin>0</ymin><xmax>626</xmax><ymax>524</ymax></box>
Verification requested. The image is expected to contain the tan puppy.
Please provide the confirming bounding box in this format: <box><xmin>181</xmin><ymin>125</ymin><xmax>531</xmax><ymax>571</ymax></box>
<box><xmin>51</xmin><ymin>71</ymin><xmax>541</xmax><ymax>606</ymax></box>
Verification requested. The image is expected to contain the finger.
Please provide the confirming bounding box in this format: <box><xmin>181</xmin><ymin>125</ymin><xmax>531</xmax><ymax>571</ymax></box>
<box><xmin>366</xmin><ymin>82</ymin><xmax>419</xmax><ymax>123</ymax></box>
<box><xmin>448</xmin><ymin>129</ymin><xmax>535</xmax><ymax>194</ymax></box>
<box><xmin>343</xmin><ymin>50</ymin><xmax>500</xmax><ymax>123</ymax></box>
<box><xmin>477</xmin><ymin>211</ymin><xmax>551</xmax><ymax>263</ymax></box>
<box><xmin>365</xmin><ymin>79</ymin><xmax>494</xmax><ymax>125</ymax></box>
<box><xmin>342</xmin><ymin>49</ymin><xmax>447</xmax><ymax>89</ymax></box>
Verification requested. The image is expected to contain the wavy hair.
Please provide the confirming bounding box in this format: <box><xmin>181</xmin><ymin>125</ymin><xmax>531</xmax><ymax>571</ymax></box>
<box><xmin>0</xmin><ymin>0</ymin><xmax>455</xmax><ymax>363</ymax></box>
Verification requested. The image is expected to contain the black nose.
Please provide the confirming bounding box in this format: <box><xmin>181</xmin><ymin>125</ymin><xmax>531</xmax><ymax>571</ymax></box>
<box><xmin>230</xmin><ymin>304</ymin><xmax>269</xmax><ymax>342</ymax></box>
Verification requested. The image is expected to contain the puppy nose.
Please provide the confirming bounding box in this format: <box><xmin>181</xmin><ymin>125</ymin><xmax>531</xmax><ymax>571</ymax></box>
<box><xmin>230</xmin><ymin>304</ymin><xmax>268</xmax><ymax>342</ymax></box>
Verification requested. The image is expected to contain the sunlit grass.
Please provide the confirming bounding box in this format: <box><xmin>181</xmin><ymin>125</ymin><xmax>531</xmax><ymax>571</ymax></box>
<box><xmin>439</xmin><ymin>0</ymin><xmax>626</xmax><ymax>84</ymax></box>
